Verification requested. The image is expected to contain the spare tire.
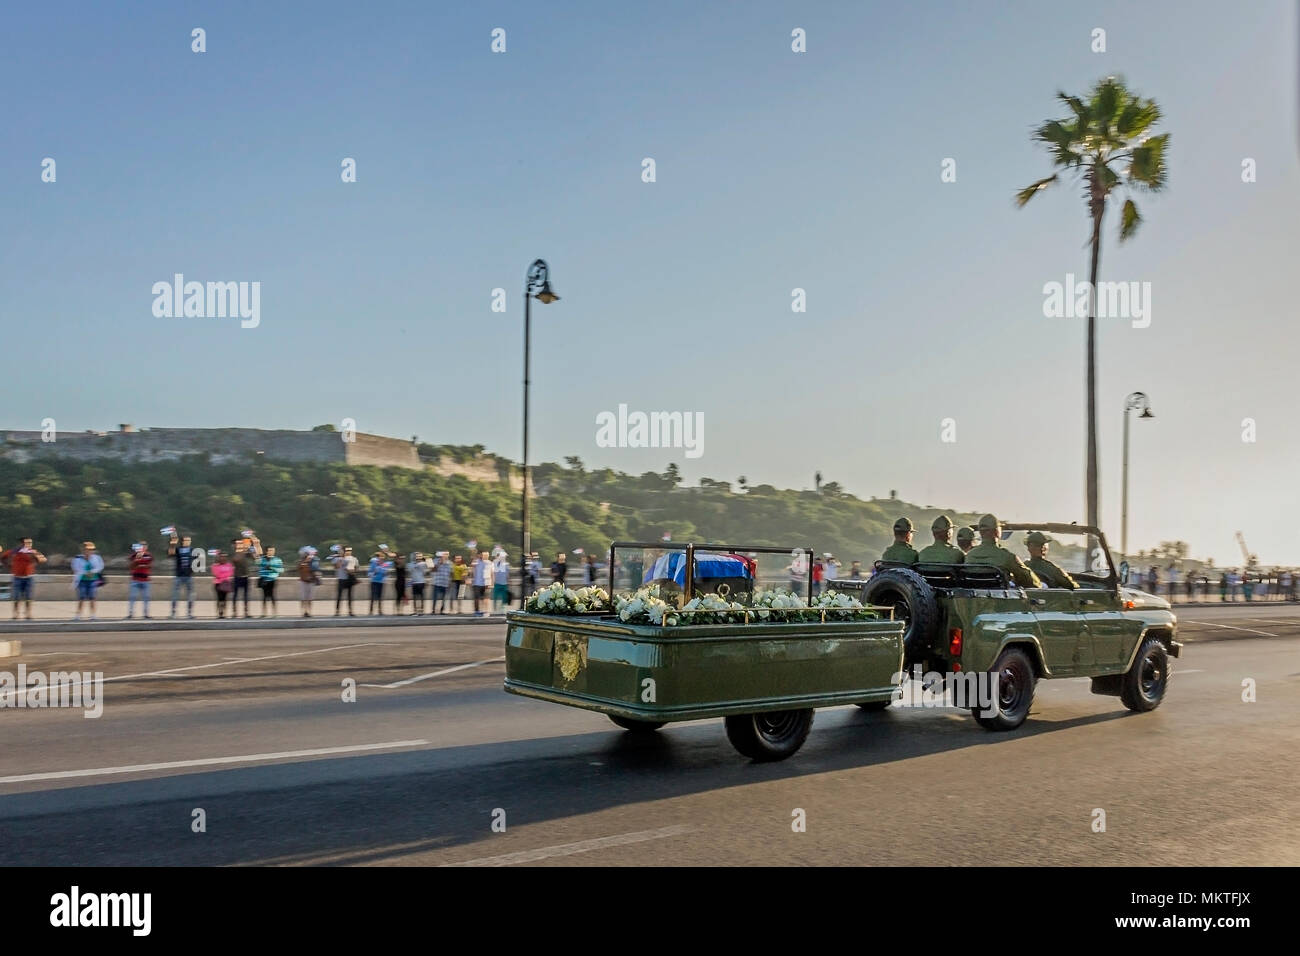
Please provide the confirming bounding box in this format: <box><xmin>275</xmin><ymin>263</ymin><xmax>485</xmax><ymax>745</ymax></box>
<box><xmin>862</xmin><ymin>567</ymin><xmax>941</xmax><ymax>662</ymax></box>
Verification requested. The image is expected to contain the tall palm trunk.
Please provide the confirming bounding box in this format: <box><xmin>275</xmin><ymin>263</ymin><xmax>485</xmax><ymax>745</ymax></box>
<box><xmin>1086</xmin><ymin>170</ymin><xmax>1105</xmax><ymax>550</ymax></box>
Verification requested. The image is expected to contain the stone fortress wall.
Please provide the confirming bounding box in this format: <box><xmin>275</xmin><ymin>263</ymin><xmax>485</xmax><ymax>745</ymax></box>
<box><xmin>0</xmin><ymin>425</ymin><xmax>420</xmax><ymax>469</ymax></box>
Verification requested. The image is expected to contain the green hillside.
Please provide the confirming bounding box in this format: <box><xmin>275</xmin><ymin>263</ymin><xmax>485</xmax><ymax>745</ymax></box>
<box><xmin>0</xmin><ymin>449</ymin><xmax>980</xmax><ymax>563</ymax></box>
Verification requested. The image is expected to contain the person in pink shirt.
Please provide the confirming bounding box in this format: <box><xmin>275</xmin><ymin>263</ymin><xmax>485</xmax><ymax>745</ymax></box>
<box><xmin>212</xmin><ymin>551</ymin><xmax>235</xmax><ymax>619</ymax></box>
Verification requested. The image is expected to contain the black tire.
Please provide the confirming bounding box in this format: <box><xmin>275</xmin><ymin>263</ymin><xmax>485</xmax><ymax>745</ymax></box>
<box><xmin>609</xmin><ymin>715</ymin><xmax>666</xmax><ymax>732</ymax></box>
<box><xmin>1119</xmin><ymin>637</ymin><xmax>1168</xmax><ymax>712</ymax></box>
<box><xmin>855</xmin><ymin>700</ymin><xmax>891</xmax><ymax>712</ymax></box>
<box><xmin>724</xmin><ymin>709</ymin><xmax>815</xmax><ymax>761</ymax></box>
<box><xmin>862</xmin><ymin>567</ymin><xmax>941</xmax><ymax>662</ymax></box>
<box><xmin>973</xmin><ymin>647</ymin><xmax>1036</xmax><ymax>731</ymax></box>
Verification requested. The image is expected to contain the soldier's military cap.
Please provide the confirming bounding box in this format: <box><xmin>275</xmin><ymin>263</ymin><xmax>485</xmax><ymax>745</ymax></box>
<box><xmin>1025</xmin><ymin>531</ymin><xmax>1052</xmax><ymax>545</ymax></box>
<box><xmin>956</xmin><ymin>526</ymin><xmax>976</xmax><ymax>542</ymax></box>
<box><xmin>977</xmin><ymin>513</ymin><xmax>999</xmax><ymax>531</ymax></box>
<box><xmin>931</xmin><ymin>514</ymin><xmax>954</xmax><ymax>532</ymax></box>
<box><xmin>893</xmin><ymin>517</ymin><xmax>914</xmax><ymax>533</ymax></box>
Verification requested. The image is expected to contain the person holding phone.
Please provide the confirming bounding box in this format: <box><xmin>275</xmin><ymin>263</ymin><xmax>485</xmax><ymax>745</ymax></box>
<box><xmin>1</xmin><ymin>537</ymin><xmax>47</xmax><ymax>620</ymax></box>
<box><xmin>168</xmin><ymin>533</ymin><xmax>196</xmax><ymax>619</ymax></box>
<box><xmin>71</xmin><ymin>541</ymin><xmax>104</xmax><ymax>621</ymax></box>
<box><xmin>431</xmin><ymin>553</ymin><xmax>451</xmax><ymax>614</ymax></box>
<box><xmin>231</xmin><ymin>534</ymin><xmax>261</xmax><ymax>619</ymax></box>
<box><xmin>367</xmin><ymin>549</ymin><xmax>390</xmax><ymax>615</ymax></box>
<box><xmin>128</xmin><ymin>542</ymin><xmax>153</xmax><ymax>619</ymax></box>
<box><xmin>333</xmin><ymin>545</ymin><xmax>359</xmax><ymax>616</ymax></box>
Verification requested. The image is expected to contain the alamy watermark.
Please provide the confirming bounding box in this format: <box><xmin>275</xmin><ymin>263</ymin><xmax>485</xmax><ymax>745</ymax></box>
<box><xmin>1042</xmin><ymin>272</ymin><xmax>1151</xmax><ymax>328</ymax></box>
<box><xmin>0</xmin><ymin>666</ymin><xmax>104</xmax><ymax>718</ymax></box>
<box><xmin>891</xmin><ymin>664</ymin><xmax>998</xmax><ymax>718</ymax></box>
<box><xmin>50</xmin><ymin>886</ymin><xmax>150</xmax><ymax>936</ymax></box>
<box><xmin>595</xmin><ymin>404</ymin><xmax>703</xmax><ymax>459</ymax></box>
<box><xmin>152</xmin><ymin>274</ymin><xmax>260</xmax><ymax>328</ymax></box>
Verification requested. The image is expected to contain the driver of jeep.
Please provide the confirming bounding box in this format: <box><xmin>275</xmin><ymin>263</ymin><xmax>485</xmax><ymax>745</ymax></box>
<box><xmin>1024</xmin><ymin>531</ymin><xmax>1078</xmax><ymax>590</ymax></box>
<box><xmin>964</xmin><ymin>514</ymin><xmax>1041</xmax><ymax>589</ymax></box>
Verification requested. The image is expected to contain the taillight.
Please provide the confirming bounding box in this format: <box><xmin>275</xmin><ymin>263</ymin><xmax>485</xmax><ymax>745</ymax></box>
<box><xmin>948</xmin><ymin>628</ymin><xmax>963</xmax><ymax>657</ymax></box>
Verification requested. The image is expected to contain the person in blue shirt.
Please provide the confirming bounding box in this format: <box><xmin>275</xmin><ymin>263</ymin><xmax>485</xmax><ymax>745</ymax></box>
<box><xmin>258</xmin><ymin>546</ymin><xmax>284</xmax><ymax>617</ymax></box>
<box><xmin>368</xmin><ymin>549</ymin><xmax>391</xmax><ymax>615</ymax></box>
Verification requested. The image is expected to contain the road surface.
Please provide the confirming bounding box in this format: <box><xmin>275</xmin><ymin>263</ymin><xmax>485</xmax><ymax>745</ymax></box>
<box><xmin>2</xmin><ymin>602</ymin><xmax>1297</xmax><ymax>866</ymax></box>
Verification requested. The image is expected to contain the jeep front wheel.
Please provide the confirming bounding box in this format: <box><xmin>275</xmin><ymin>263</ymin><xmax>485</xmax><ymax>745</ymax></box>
<box><xmin>1119</xmin><ymin>637</ymin><xmax>1168</xmax><ymax>713</ymax></box>
<box><xmin>973</xmin><ymin>647</ymin><xmax>1036</xmax><ymax>731</ymax></box>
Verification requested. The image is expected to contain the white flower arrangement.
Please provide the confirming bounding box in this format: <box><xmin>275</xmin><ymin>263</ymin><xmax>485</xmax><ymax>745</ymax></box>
<box><xmin>612</xmin><ymin>586</ymin><xmax>877</xmax><ymax>626</ymax></box>
<box><xmin>525</xmin><ymin>582</ymin><xmax>612</xmax><ymax>614</ymax></box>
<box><xmin>526</xmin><ymin>582</ymin><xmax>875</xmax><ymax>625</ymax></box>
<box><xmin>809</xmin><ymin>588</ymin><xmax>878</xmax><ymax>621</ymax></box>
<box><xmin>614</xmin><ymin>585</ymin><xmax>682</xmax><ymax>626</ymax></box>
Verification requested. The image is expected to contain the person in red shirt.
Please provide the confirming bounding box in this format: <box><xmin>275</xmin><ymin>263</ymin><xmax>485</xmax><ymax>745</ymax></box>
<box><xmin>128</xmin><ymin>543</ymin><xmax>154</xmax><ymax>619</ymax></box>
<box><xmin>811</xmin><ymin>556</ymin><xmax>826</xmax><ymax>596</ymax></box>
<box><xmin>1</xmin><ymin>537</ymin><xmax>48</xmax><ymax>620</ymax></box>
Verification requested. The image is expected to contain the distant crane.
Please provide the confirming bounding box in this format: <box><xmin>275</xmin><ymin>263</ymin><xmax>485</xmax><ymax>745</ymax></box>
<box><xmin>1234</xmin><ymin>531</ymin><xmax>1258</xmax><ymax>568</ymax></box>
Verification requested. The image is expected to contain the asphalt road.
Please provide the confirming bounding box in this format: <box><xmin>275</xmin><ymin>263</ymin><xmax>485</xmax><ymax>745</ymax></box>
<box><xmin>2</xmin><ymin>603</ymin><xmax>1297</xmax><ymax>866</ymax></box>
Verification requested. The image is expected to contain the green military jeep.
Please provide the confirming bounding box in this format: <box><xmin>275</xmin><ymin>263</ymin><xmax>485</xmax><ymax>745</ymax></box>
<box><xmin>503</xmin><ymin>529</ymin><xmax>1179</xmax><ymax>761</ymax></box>
<box><xmin>847</xmin><ymin>522</ymin><xmax>1181</xmax><ymax>730</ymax></box>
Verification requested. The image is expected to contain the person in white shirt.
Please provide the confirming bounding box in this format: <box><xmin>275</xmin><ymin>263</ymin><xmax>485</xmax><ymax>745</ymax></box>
<box><xmin>332</xmin><ymin>546</ymin><xmax>360</xmax><ymax>616</ymax></box>
<box><xmin>471</xmin><ymin>551</ymin><xmax>492</xmax><ymax>616</ymax></box>
<box><xmin>824</xmin><ymin>554</ymin><xmax>839</xmax><ymax>586</ymax></box>
<box><xmin>71</xmin><ymin>541</ymin><xmax>105</xmax><ymax>621</ymax></box>
<box><xmin>492</xmin><ymin>553</ymin><xmax>511</xmax><ymax>612</ymax></box>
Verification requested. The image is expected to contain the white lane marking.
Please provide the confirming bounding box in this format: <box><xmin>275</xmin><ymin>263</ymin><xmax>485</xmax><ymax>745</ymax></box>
<box><xmin>442</xmin><ymin>825</ymin><xmax>695</xmax><ymax>867</ymax></box>
<box><xmin>1243</xmin><ymin>619</ymin><xmax>1300</xmax><ymax>626</ymax></box>
<box><xmin>1183</xmin><ymin>621</ymin><xmax>1278</xmax><ymax>638</ymax></box>
<box><xmin>1175</xmin><ymin>669</ymin><xmax>1205</xmax><ymax>674</ymax></box>
<box><xmin>0</xmin><ymin>643</ymin><xmax>396</xmax><ymax>705</ymax></box>
<box><xmin>361</xmin><ymin>656</ymin><xmax>505</xmax><ymax>689</ymax></box>
<box><xmin>0</xmin><ymin>739</ymin><xmax>430</xmax><ymax>784</ymax></box>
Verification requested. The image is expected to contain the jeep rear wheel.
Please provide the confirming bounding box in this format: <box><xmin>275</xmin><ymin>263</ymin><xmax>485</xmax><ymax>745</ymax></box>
<box><xmin>1119</xmin><ymin>637</ymin><xmax>1168</xmax><ymax>713</ymax></box>
<box><xmin>973</xmin><ymin>647</ymin><xmax>1036</xmax><ymax>731</ymax></box>
<box><xmin>724</xmin><ymin>709</ymin><xmax>814</xmax><ymax>761</ymax></box>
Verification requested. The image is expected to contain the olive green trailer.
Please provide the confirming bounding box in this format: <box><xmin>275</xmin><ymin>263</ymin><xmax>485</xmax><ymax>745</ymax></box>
<box><xmin>505</xmin><ymin>611</ymin><xmax>905</xmax><ymax>760</ymax></box>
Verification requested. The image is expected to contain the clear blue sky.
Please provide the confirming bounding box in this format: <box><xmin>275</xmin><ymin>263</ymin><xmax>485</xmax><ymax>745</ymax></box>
<box><xmin>3</xmin><ymin>1</ymin><xmax>1297</xmax><ymax>565</ymax></box>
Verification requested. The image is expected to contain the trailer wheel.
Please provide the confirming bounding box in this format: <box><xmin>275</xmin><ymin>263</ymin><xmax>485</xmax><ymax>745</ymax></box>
<box><xmin>973</xmin><ymin>647</ymin><xmax>1036</xmax><ymax>731</ymax></box>
<box><xmin>609</xmin><ymin>715</ymin><xmax>666</xmax><ymax>732</ymax></box>
<box><xmin>724</xmin><ymin>709</ymin><xmax>814</xmax><ymax>761</ymax></box>
<box><xmin>1119</xmin><ymin>637</ymin><xmax>1168</xmax><ymax>713</ymax></box>
<box><xmin>862</xmin><ymin>568</ymin><xmax>940</xmax><ymax>662</ymax></box>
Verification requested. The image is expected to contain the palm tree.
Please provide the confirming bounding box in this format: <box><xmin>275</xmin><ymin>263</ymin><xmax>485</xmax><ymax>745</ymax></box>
<box><xmin>1017</xmin><ymin>76</ymin><xmax>1169</xmax><ymax>540</ymax></box>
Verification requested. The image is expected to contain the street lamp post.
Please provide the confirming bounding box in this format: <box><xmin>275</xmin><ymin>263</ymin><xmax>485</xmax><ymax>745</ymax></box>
<box><xmin>1121</xmin><ymin>391</ymin><xmax>1154</xmax><ymax>559</ymax></box>
<box><xmin>521</xmin><ymin>259</ymin><xmax>559</xmax><ymax>607</ymax></box>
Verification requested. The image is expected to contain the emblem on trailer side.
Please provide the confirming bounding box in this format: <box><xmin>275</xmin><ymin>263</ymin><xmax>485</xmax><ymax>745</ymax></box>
<box><xmin>555</xmin><ymin>636</ymin><xmax>587</xmax><ymax>683</ymax></box>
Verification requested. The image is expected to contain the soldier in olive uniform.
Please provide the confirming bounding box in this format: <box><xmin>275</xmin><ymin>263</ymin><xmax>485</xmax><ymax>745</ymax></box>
<box><xmin>917</xmin><ymin>514</ymin><xmax>964</xmax><ymax>564</ymax></box>
<box><xmin>956</xmin><ymin>525</ymin><xmax>976</xmax><ymax>555</ymax></box>
<box><xmin>881</xmin><ymin>517</ymin><xmax>920</xmax><ymax>565</ymax></box>
<box><xmin>964</xmin><ymin>514</ymin><xmax>1041</xmax><ymax>588</ymax></box>
<box><xmin>1024</xmin><ymin>531</ymin><xmax>1078</xmax><ymax>589</ymax></box>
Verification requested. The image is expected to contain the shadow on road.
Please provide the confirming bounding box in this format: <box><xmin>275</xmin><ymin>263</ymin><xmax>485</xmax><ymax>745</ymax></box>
<box><xmin>0</xmin><ymin>702</ymin><xmax>1133</xmax><ymax>866</ymax></box>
